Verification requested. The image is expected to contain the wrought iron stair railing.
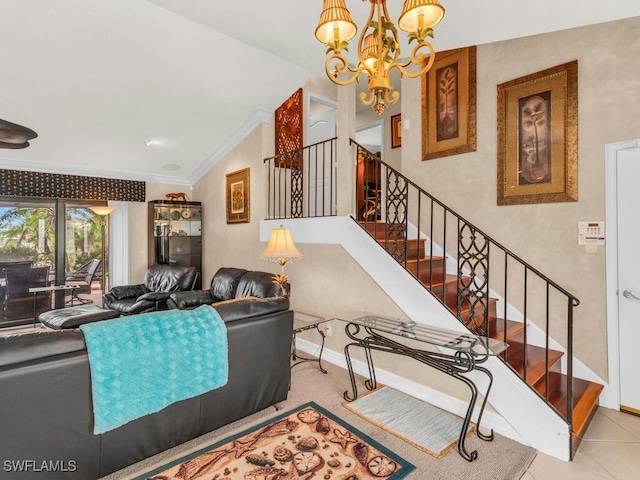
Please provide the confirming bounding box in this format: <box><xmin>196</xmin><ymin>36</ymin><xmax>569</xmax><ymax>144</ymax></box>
<box><xmin>350</xmin><ymin>139</ymin><xmax>584</xmax><ymax>434</ymax></box>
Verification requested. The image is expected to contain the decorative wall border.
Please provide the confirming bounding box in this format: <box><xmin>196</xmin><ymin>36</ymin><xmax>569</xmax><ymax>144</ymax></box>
<box><xmin>0</xmin><ymin>168</ymin><xmax>145</xmax><ymax>202</ymax></box>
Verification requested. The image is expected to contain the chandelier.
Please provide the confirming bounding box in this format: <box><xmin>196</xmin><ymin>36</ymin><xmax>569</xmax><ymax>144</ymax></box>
<box><xmin>315</xmin><ymin>0</ymin><xmax>445</xmax><ymax>115</ymax></box>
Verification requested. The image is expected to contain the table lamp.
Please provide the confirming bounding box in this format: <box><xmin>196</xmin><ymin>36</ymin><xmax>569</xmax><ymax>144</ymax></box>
<box><xmin>259</xmin><ymin>226</ymin><xmax>303</xmax><ymax>296</ymax></box>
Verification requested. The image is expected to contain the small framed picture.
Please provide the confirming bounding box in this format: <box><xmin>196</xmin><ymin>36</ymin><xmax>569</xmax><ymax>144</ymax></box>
<box><xmin>225</xmin><ymin>168</ymin><xmax>250</xmax><ymax>223</ymax></box>
<box><xmin>422</xmin><ymin>46</ymin><xmax>477</xmax><ymax>160</ymax></box>
<box><xmin>391</xmin><ymin>114</ymin><xmax>402</xmax><ymax>149</ymax></box>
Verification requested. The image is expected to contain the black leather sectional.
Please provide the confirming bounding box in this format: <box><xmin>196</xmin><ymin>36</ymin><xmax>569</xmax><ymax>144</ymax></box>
<box><xmin>0</xmin><ymin>268</ymin><xmax>292</xmax><ymax>479</ymax></box>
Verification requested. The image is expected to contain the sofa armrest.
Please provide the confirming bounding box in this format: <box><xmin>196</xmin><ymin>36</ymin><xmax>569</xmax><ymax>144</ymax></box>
<box><xmin>213</xmin><ymin>296</ymin><xmax>290</xmax><ymax>322</ymax></box>
<box><xmin>109</xmin><ymin>284</ymin><xmax>147</xmax><ymax>300</ymax></box>
<box><xmin>138</xmin><ymin>291</ymin><xmax>173</xmax><ymax>301</ymax></box>
<box><xmin>167</xmin><ymin>290</ymin><xmax>215</xmax><ymax>310</ymax></box>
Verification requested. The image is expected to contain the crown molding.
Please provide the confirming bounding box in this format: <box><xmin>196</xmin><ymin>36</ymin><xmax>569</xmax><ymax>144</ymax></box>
<box><xmin>0</xmin><ymin>157</ymin><xmax>193</xmax><ymax>185</ymax></box>
<box><xmin>188</xmin><ymin>107</ymin><xmax>273</xmax><ymax>185</ymax></box>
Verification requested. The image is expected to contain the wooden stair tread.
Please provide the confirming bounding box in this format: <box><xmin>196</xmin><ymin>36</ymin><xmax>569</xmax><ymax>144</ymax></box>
<box><xmin>501</xmin><ymin>341</ymin><xmax>564</xmax><ymax>386</ymax></box>
<box><xmin>534</xmin><ymin>372</ymin><xmax>604</xmax><ymax>436</ymax></box>
<box><xmin>407</xmin><ymin>258</ymin><xmax>447</xmax><ymax>283</ymax></box>
<box><xmin>487</xmin><ymin>318</ymin><xmax>525</xmax><ymax>342</ymax></box>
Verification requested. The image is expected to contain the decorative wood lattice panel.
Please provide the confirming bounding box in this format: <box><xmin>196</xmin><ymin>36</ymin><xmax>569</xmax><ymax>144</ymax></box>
<box><xmin>0</xmin><ymin>169</ymin><xmax>145</xmax><ymax>202</ymax></box>
<box><xmin>275</xmin><ymin>88</ymin><xmax>303</xmax><ymax>156</ymax></box>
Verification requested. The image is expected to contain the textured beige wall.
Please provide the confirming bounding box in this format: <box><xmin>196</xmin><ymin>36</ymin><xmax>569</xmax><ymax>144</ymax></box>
<box><xmin>131</xmin><ymin>17</ymin><xmax>640</xmax><ymax>392</ymax></box>
<box><xmin>399</xmin><ymin>17</ymin><xmax>640</xmax><ymax>380</ymax></box>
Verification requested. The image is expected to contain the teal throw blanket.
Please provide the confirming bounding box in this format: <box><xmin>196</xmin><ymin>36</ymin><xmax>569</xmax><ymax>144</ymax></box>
<box><xmin>80</xmin><ymin>305</ymin><xmax>228</xmax><ymax>434</ymax></box>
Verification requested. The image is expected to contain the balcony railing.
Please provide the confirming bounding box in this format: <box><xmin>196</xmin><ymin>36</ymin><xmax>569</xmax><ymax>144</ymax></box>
<box><xmin>264</xmin><ymin>137</ymin><xmax>337</xmax><ymax>220</ymax></box>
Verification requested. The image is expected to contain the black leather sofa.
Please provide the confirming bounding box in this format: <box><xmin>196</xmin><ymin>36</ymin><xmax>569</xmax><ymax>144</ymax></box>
<box><xmin>0</xmin><ymin>270</ymin><xmax>292</xmax><ymax>479</ymax></box>
<box><xmin>167</xmin><ymin>267</ymin><xmax>288</xmax><ymax>319</ymax></box>
<box><xmin>103</xmin><ymin>263</ymin><xmax>198</xmax><ymax>315</ymax></box>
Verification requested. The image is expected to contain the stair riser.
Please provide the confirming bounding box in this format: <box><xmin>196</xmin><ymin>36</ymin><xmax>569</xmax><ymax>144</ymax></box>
<box><xmin>408</xmin><ymin>259</ymin><xmax>445</xmax><ymax>283</ymax></box>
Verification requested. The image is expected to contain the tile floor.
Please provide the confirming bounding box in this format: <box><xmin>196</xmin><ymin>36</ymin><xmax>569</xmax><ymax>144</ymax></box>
<box><xmin>524</xmin><ymin>407</ymin><xmax>640</xmax><ymax>479</ymax></box>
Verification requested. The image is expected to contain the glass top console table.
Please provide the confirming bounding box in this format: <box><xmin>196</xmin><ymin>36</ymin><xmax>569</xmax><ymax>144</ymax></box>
<box><xmin>334</xmin><ymin>312</ymin><xmax>508</xmax><ymax>462</ymax></box>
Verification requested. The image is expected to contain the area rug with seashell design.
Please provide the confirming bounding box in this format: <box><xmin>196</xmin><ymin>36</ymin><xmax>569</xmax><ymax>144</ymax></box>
<box><xmin>140</xmin><ymin>402</ymin><xmax>414</xmax><ymax>480</ymax></box>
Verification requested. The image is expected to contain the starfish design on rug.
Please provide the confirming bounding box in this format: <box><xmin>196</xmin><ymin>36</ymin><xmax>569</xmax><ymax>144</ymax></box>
<box><xmin>228</xmin><ymin>438</ymin><xmax>258</xmax><ymax>459</ymax></box>
<box><xmin>329</xmin><ymin>428</ymin><xmax>359</xmax><ymax>449</ymax></box>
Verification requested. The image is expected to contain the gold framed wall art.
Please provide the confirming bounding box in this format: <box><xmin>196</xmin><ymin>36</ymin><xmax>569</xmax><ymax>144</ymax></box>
<box><xmin>497</xmin><ymin>61</ymin><xmax>578</xmax><ymax>206</ymax></box>
<box><xmin>226</xmin><ymin>168</ymin><xmax>250</xmax><ymax>223</ymax></box>
<box><xmin>422</xmin><ymin>46</ymin><xmax>477</xmax><ymax>160</ymax></box>
<box><xmin>391</xmin><ymin>114</ymin><xmax>402</xmax><ymax>148</ymax></box>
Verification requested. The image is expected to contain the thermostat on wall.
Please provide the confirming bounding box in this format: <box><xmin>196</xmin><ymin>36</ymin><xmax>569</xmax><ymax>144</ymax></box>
<box><xmin>578</xmin><ymin>221</ymin><xmax>605</xmax><ymax>245</ymax></box>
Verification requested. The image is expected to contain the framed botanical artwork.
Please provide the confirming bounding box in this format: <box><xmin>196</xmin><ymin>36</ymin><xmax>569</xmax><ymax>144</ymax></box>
<box><xmin>497</xmin><ymin>61</ymin><xmax>578</xmax><ymax>206</ymax></box>
<box><xmin>226</xmin><ymin>168</ymin><xmax>250</xmax><ymax>224</ymax></box>
<box><xmin>422</xmin><ymin>46</ymin><xmax>477</xmax><ymax>160</ymax></box>
<box><xmin>391</xmin><ymin>114</ymin><xmax>402</xmax><ymax>148</ymax></box>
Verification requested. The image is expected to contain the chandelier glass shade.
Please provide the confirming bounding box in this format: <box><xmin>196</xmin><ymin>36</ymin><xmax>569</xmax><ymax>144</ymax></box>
<box><xmin>315</xmin><ymin>0</ymin><xmax>445</xmax><ymax>115</ymax></box>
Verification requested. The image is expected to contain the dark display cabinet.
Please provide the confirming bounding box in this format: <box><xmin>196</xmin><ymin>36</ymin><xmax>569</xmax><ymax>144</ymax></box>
<box><xmin>148</xmin><ymin>200</ymin><xmax>202</xmax><ymax>289</ymax></box>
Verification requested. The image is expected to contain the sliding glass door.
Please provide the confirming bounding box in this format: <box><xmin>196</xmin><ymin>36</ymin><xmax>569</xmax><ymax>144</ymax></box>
<box><xmin>0</xmin><ymin>197</ymin><xmax>107</xmax><ymax>327</ymax></box>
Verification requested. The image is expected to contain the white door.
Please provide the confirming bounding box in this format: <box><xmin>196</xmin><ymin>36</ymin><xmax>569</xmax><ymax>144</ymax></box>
<box><xmin>617</xmin><ymin>147</ymin><xmax>640</xmax><ymax>413</ymax></box>
<box><xmin>308</xmin><ymin>108</ymin><xmax>336</xmax><ymax>216</ymax></box>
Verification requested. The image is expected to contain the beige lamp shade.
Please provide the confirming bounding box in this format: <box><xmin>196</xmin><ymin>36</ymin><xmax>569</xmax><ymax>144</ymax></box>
<box><xmin>398</xmin><ymin>0</ymin><xmax>445</xmax><ymax>33</ymax></box>
<box><xmin>260</xmin><ymin>228</ymin><xmax>303</xmax><ymax>266</ymax></box>
<box><xmin>89</xmin><ymin>205</ymin><xmax>116</xmax><ymax>217</ymax></box>
<box><xmin>315</xmin><ymin>0</ymin><xmax>357</xmax><ymax>47</ymax></box>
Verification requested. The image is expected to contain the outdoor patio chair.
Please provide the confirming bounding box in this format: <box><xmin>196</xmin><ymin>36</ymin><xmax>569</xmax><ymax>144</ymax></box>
<box><xmin>3</xmin><ymin>266</ymin><xmax>51</xmax><ymax>321</ymax></box>
<box><xmin>65</xmin><ymin>258</ymin><xmax>101</xmax><ymax>305</ymax></box>
<box><xmin>0</xmin><ymin>261</ymin><xmax>34</xmax><ymax>312</ymax></box>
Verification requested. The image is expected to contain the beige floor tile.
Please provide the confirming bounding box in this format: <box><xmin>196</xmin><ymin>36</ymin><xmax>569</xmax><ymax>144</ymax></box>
<box><xmin>520</xmin><ymin>472</ymin><xmax>536</xmax><ymax>480</ymax></box>
<box><xmin>598</xmin><ymin>407</ymin><xmax>640</xmax><ymax>440</ymax></box>
<box><xmin>584</xmin><ymin>410</ymin><xmax>640</xmax><ymax>442</ymax></box>
<box><xmin>578</xmin><ymin>440</ymin><xmax>640</xmax><ymax>480</ymax></box>
<box><xmin>527</xmin><ymin>450</ymin><xmax>615</xmax><ymax>480</ymax></box>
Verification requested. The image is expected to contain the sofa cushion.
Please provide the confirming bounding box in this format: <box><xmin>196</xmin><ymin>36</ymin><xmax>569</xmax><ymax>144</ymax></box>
<box><xmin>144</xmin><ymin>264</ymin><xmax>198</xmax><ymax>292</ymax></box>
<box><xmin>210</xmin><ymin>267</ymin><xmax>248</xmax><ymax>301</ymax></box>
<box><xmin>0</xmin><ymin>329</ymin><xmax>86</xmax><ymax>367</ymax></box>
<box><xmin>212</xmin><ymin>296</ymin><xmax>290</xmax><ymax>322</ymax></box>
<box><xmin>235</xmin><ymin>271</ymin><xmax>282</xmax><ymax>299</ymax></box>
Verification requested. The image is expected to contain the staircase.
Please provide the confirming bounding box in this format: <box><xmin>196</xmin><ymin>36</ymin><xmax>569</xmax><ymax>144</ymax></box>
<box><xmin>263</xmin><ymin>137</ymin><xmax>604</xmax><ymax>458</ymax></box>
<box><xmin>360</xmin><ymin>216</ymin><xmax>603</xmax><ymax>458</ymax></box>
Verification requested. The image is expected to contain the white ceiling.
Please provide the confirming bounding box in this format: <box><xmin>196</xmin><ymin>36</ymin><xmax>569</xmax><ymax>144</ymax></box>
<box><xmin>1</xmin><ymin>0</ymin><xmax>639</xmax><ymax>185</ymax></box>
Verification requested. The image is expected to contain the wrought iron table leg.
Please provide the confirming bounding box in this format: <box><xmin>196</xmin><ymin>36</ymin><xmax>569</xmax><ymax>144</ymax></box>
<box><xmin>363</xmin><ymin>342</ymin><xmax>377</xmax><ymax>391</ymax></box>
<box><xmin>343</xmin><ymin>343</ymin><xmax>359</xmax><ymax>401</ymax></box>
<box><xmin>472</xmin><ymin>365</ymin><xmax>495</xmax><ymax>442</ymax></box>
<box><xmin>455</xmin><ymin>373</ymin><xmax>480</xmax><ymax>461</ymax></box>
<box><xmin>291</xmin><ymin>323</ymin><xmax>328</xmax><ymax>374</ymax></box>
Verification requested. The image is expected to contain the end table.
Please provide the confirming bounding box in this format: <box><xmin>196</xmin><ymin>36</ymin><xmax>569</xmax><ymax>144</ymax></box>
<box><xmin>292</xmin><ymin>310</ymin><xmax>333</xmax><ymax>374</ymax></box>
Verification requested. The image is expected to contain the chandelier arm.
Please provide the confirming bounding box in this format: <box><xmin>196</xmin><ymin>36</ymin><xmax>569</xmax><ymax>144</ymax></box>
<box><xmin>360</xmin><ymin>89</ymin><xmax>376</xmax><ymax>106</ymax></box>
<box><xmin>394</xmin><ymin>41</ymin><xmax>436</xmax><ymax>79</ymax></box>
<box><xmin>325</xmin><ymin>52</ymin><xmax>364</xmax><ymax>86</ymax></box>
<box><xmin>383</xmin><ymin>89</ymin><xmax>400</xmax><ymax>106</ymax></box>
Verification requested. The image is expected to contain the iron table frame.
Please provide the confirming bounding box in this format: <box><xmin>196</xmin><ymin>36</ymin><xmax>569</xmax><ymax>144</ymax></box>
<box><xmin>338</xmin><ymin>315</ymin><xmax>507</xmax><ymax>462</ymax></box>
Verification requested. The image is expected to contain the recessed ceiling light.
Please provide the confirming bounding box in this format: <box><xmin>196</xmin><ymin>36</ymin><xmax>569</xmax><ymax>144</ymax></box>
<box><xmin>145</xmin><ymin>139</ymin><xmax>159</xmax><ymax>147</ymax></box>
<box><xmin>163</xmin><ymin>163</ymin><xmax>180</xmax><ymax>171</ymax></box>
